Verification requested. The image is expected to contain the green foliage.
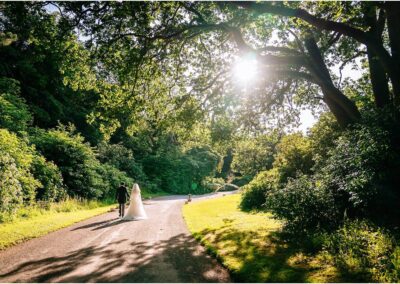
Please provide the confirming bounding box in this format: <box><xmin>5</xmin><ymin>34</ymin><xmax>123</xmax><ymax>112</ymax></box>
<box><xmin>324</xmin><ymin>220</ymin><xmax>399</xmax><ymax>282</ymax></box>
<box><xmin>264</xmin><ymin>175</ymin><xmax>340</xmax><ymax>234</ymax></box>
<box><xmin>232</xmin><ymin>133</ymin><xmax>278</xmax><ymax>178</ymax></box>
<box><xmin>240</xmin><ymin>169</ymin><xmax>279</xmax><ymax>211</ymax></box>
<box><xmin>0</xmin><ymin>3</ymin><xmax>101</xmax><ymax>142</ymax></box>
<box><xmin>319</xmin><ymin>122</ymin><xmax>397</xmax><ymax>222</ymax></box>
<box><xmin>273</xmin><ymin>133</ymin><xmax>314</xmax><ymax>183</ymax></box>
<box><xmin>0</xmin><ymin>128</ymin><xmax>40</xmax><ymax>205</ymax></box>
<box><xmin>31</xmin><ymin>155</ymin><xmax>66</xmax><ymax>202</ymax></box>
<box><xmin>0</xmin><ymin>78</ymin><xmax>32</xmax><ymax>132</ymax></box>
<box><xmin>94</xmin><ymin>163</ymin><xmax>133</xmax><ymax>199</ymax></box>
<box><xmin>30</xmin><ymin>126</ymin><xmax>104</xmax><ymax>199</ymax></box>
<box><xmin>263</xmin><ymin>110</ymin><xmax>400</xmax><ymax>234</ymax></box>
<box><xmin>240</xmin><ymin>132</ymin><xmax>315</xmax><ymax>214</ymax></box>
<box><xmin>97</xmin><ymin>142</ymin><xmax>146</xmax><ymax>181</ymax></box>
<box><xmin>308</xmin><ymin>113</ymin><xmax>342</xmax><ymax>163</ymax></box>
<box><xmin>0</xmin><ymin>153</ymin><xmax>23</xmax><ymax>215</ymax></box>
<box><xmin>143</xmin><ymin>146</ymin><xmax>220</xmax><ymax>194</ymax></box>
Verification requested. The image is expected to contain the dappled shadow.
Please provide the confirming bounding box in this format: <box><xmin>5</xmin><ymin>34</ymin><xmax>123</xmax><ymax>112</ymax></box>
<box><xmin>0</xmin><ymin>234</ymin><xmax>230</xmax><ymax>283</ymax></box>
<box><xmin>196</xmin><ymin>226</ymin><xmax>333</xmax><ymax>283</ymax></box>
<box><xmin>71</xmin><ymin>218</ymin><xmax>119</xmax><ymax>231</ymax></box>
<box><xmin>92</xmin><ymin>219</ymin><xmax>136</xmax><ymax>231</ymax></box>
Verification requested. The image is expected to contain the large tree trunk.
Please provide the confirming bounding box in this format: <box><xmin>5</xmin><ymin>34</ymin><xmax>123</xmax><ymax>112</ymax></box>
<box><xmin>367</xmin><ymin>48</ymin><xmax>391</xmax><ymax>107</ymax></box>
<box><xmin>385</xmin><ymin>2</ymin><xmax>400</xmax><ymax>105</ymax></box>
<box><xmin>321</xmin><ymin>85</ymin><xmax>361</xmax><ymax>127</ymax></box>
<box><xmin>304</xmin><ymin>36</ymin><xmax>361</xmax><ymax>127</ymax></box>
<box><xmin>364</xmin><ymin>5</ymin><xmax>391</xmax><ymax>107</ymax></box>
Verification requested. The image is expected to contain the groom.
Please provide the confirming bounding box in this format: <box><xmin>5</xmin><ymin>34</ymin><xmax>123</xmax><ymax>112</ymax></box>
<box><xmin>115</xmin><ymin>182</ymin><xmax>130</xmax><ymax>218</ymax></box>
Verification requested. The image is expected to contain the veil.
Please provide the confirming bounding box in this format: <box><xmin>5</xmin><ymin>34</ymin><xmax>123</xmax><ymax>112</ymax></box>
<box><xmin>130</xmin><ymin>183</ymin><xmax>141</xmax><ymax>199</ymax></box>
<box><xmin>124</xmin><ymin>183</ymin><xmax>147</xmax><ymax>220</ymax></box>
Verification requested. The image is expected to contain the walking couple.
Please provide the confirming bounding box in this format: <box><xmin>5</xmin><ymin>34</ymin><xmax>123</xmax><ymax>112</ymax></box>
<box><xmin>115</xmin><ymin>183</ymin><xmax>147</xmax><ymax>220</ymax></box>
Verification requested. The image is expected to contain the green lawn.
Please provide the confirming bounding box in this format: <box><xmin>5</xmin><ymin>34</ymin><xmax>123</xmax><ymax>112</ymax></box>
<box><xmin>0</xmin><ymin>204</ymin><xmax>116</xmax><ymax>250</ymax></box>
<box><xmin>182</xmin><ymin>193</ymin><xmax>339</xmax><ymax>282</ymax></box>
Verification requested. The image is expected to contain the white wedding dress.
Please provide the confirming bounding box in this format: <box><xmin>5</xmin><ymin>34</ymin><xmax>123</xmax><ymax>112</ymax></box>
<box><xmin>123</xmin><ymin>183</ymin><xmax>148</xmax><ymax>220</ymax></box>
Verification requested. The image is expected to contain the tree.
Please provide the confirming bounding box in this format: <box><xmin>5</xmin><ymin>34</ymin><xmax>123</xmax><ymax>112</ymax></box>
<box><xmin>234</xmin><ymin>1</ymin><xmax>400</xmax><ymax>106</ymax></box>
<box><xmin>232</xmin><ymin>133</ymin><xmax>279</xmax><ymax>178</ymax></box>
<box><xmin>53</xmin><ymin>1</ymin><xmax>400</xmax><ymax>130</ymax></box>
<box><xmin>0</xmin><ymin>2</ymin><xmax>101</xmax><ymax>142</ymax></box>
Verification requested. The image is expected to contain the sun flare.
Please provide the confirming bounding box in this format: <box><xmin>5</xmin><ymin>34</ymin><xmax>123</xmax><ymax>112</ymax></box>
<box><xmin>233</xmin><ymin>56</ymin><xmax>258</xmax><ymax>84</ymax></box>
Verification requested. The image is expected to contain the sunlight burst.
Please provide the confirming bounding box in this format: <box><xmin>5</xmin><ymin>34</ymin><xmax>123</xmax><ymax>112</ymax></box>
<box><xmin>233</xmin><ymin>55</ymin><xmax>258</xmax><ymax>84</ymax></box>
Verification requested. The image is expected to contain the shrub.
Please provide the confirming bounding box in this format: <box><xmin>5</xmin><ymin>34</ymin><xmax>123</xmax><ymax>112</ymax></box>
<box><xmin>202</xmin><ymin>177</ymin><xmax>225</xmax><ymax>191</ymax></box>
<box><xmin>0</xmin><ymin>154</ymin><xmax>23</xmax><ymax>215</ymax></box>
<box><xmin>31</xmin><ymin>155</ymin><xmax>66</xmax><ymax>202</ymax></box>
<box><xmin>273</xmin><ymin>133</ymin><xmax>314</xmax><ymax>183</ymax></box>
<box><xmin>94</xmin><ymin>163</ymin><xmax>133</xmax><ymax>199</ymax></box>
<box><xmin>240</xmin><ymin>169</ymin><xmax>279</xmax><ymax>211</ymax></box>
<box><xmin>0</xmin><ymin>129</ymin><xmax>40</xmax><ymax>204</ymax></box>
<box><xmin>324</xmin><ymin>220</ymin><xmax>399</xmax><ymax>282</ymax></box>
<box><xmin>30</xmin><ymin>126</ymin><xmax>105</xmax><ymax>199</ymax></box>
<box><xmin>264</xmin><ymin>175</ymin><xmax>340</xmax><ymax>234</ymax></box>
<box><xmin>186</xmin><ymin>146</ymin><xmax>220</xmax><ymax>185</ymax></box>
<box><xmin>231</xmin><ymin>174</ymin><xmax>252</xmax><ymax>187</ymax></box>
<box><xmin>309</xmin><ymin>113</ymin><xmax>342</xmax><ymax>164</ymax></box>
<box><xmin>318</xmin><ymin>122</ymin><xmax>400</xmax><ymax>226</ymax></box>
<box><xmin>97</xmin><ymin>142</ymin><xmax>146</xmax><ymax>181</ymax></box>
<box><xmin>264</xmin><ymin>111</ymin><xmax>400</xmax><ymax>234</ymax></box>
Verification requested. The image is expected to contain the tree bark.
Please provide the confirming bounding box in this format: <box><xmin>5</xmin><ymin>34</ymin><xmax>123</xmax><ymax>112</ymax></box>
<box><xmin>364</xmin><ymin>5</ymin><xmax>391</xmax><ymax>107</ymax></box>
<box><xmin>385</xmin><ymin>2</ymin><xmax>400</xmax><ymax>105</ymax></box>
<box><xmin>367</xmin><ymin>48</ymin><xmax>391</xmax><ymax>107</ymax></box>
<box><xmin>304</xmin><ymin>36</ymin><xmax>361</xmax><ymax>127</ymax></box>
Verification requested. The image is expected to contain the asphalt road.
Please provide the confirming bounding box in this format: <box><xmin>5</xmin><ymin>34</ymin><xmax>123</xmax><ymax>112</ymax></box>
<box><xmin>0</xmin><ymin>192</ymin><xmax>234</xmax><ymax>283</ymax></box>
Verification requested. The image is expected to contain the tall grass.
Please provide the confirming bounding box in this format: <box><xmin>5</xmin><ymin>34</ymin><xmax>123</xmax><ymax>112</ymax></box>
<box><xmin>0</xmin><ymin>197</ymin><xmax>114</xmax><ymax>224</ymax></box>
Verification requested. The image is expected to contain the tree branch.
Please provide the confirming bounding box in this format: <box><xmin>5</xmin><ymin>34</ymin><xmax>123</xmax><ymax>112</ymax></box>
<box><xmin>233</xmin><ymin>2</ymin><xmax>395</xmax><ymax>76</ymax></box>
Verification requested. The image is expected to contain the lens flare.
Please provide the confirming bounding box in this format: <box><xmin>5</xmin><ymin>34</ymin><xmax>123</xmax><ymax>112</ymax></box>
<box><xmin>233</xmin><ymin>56</ymin><xmax>258</xmax><ymax>84</ymax></box>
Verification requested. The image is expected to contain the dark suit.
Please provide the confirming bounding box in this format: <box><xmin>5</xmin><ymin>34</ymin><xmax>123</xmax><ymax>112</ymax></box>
<box><xmin>115</xmin><ymin>185</ymin><xmax>129</xmax><ymax>217</ymax></box>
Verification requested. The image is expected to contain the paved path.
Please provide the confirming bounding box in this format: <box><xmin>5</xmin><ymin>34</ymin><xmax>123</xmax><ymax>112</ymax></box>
<box><xmin>0</xmin><ymin>192</ymin><xmax>235</xmax><ymax>283</ymax></box>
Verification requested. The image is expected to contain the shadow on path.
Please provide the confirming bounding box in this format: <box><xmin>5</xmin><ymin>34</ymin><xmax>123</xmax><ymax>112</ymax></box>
<box><xmin>0</xmin><ymin>234</ymin><xmax>228</xmax><ymax>283</ymax></box>
<box><xmin>71</xmin><ymin>218</ymin><xmax>120</xmax><ymax>231</ymax></box>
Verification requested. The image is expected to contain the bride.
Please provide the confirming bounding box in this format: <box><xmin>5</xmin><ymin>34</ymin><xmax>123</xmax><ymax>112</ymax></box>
<box><xmin>123</xmin><ymin>183</ymin><xmax>148</xmax><ymax>220</ymax></box>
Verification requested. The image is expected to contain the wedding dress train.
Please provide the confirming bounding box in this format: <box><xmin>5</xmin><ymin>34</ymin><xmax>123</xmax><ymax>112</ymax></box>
<box><xmin>123</xmin><ymin>183</ymin><xmax>148</xmax><ymax>220</ymax></box>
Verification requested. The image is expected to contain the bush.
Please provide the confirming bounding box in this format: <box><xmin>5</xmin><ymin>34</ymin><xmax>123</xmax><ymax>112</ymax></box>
<box><xmin>240</xmin><ymin>169</ymin><xmax>279</xmax><ymax>211</ymax></box>
<box><xmin>97</xmin><ymin>142</ymin><xmax>146</xmax><ymax>181</ymax></box>
<box><xmin>30</xmin><ymin>126</ymin><xmax>105</xmax><ymax>199</ymax></box>
<box><xmin>94</xmin><ymin>163</ymin><xmax>133</xmax><ymax>199</ymax></box>
<box><xmin>324</xmin><ymin>220</ymin><xmax>399</xmax><ymax>282</ymax></box>
<box><xmin>31</xmin><ymin>155</ymin><xmax>66</xmax><ymax>202</ymax></box>
<box><xmin>309</xmin><ymin>113</ymin><xmax>342</xmax><ymax>164</ymax></box>
<box><xmin>231</xmin><ymin>174</ymin><xmax>252</xmax><ymax>187</ymax></box>
<box><xmin>264</xmin><ymin>110</ymin><xmax>400</xmax><ymax>234</ymax></box>
<box><xmin>273</xmin><ymin>133</ymin><xmax>314</xmax><ymax>183</ymax></box>
<box><xmin>0</xmin><ymin>154</ymin><xmax>23</xmax><ymax>215</ymax></box>
<box><xmin>264</xmin><ymin>175</ymin><xmax>340</xmax><ymax>234</ymax></box>
<box><xmin>0</xmin><ymin>129</ymin><xmax>40</xmax><ymax>204</ymax></box>
<box><xmin>317</xmin><ymin>121</ymin><xmax>400</xmax><ymax>227</ymax></box>
<box><xmin>202</xmin><ymin>177</ymin><xmax>225</xmax><ymax>191</ymax></box>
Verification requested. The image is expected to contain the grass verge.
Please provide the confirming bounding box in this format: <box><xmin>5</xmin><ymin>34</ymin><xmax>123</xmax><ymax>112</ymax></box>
<box><xmin>0</xmin><ymin>200</ymin><xmax>115</xmax><ymax>250</ymax></box>
<box><xmin>182</xmin><ymin>193</ymin><xmax>340</xmax><ymax>282</ymax></box>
